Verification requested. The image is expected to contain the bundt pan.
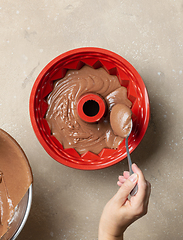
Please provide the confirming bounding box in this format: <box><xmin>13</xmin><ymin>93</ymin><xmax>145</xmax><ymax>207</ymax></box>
<box><xmin>29</xmin><ymin>47</ymin><xmax>150</xmax><ymax>170</ymax></box>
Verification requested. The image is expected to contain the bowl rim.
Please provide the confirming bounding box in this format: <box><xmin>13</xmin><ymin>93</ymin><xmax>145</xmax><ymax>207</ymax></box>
<box><xmin>10</xmin><ymin>184</ymin><xmax>33</xmax><ymax>240</ymax></box>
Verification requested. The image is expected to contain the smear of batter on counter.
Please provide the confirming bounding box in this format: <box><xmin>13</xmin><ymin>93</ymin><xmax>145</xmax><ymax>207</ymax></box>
<box><xmin>0</xmin><ymin>129</ymin><xmax>33</xmax><ymax>238</ymax></box>
<box><xmin>45</xmin><ymin>65</ymin><xmax>132</xmax><ymax>154</ymax></box>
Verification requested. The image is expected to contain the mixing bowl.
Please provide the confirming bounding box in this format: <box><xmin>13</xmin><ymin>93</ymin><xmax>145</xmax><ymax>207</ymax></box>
<box><xmin>0</xmin><ymin>128</ymin><xmax>33</xmax><ymax>240</ymax></box>
<box><xmin>29</xmin><ymin>47</ymin><xmax>150</xmax><ymax>170</ymax></box>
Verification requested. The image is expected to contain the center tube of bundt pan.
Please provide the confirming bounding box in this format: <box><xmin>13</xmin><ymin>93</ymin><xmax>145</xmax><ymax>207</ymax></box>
<box><xmin>77</xmin><ymin>93</ymin><xmax>106</xmax><ymax>123</ymax></box>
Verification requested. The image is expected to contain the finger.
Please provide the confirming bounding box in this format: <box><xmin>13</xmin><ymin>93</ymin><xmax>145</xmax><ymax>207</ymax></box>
<box><xmin>118</xmin><ymin>175</ymin><xmax>127</xmax><ymax>183</ymax></box>
<box><xmin>139</xmin><ymin>181</ymin><xmax>151</xmax><ymax>215</ymax></box>
<box><xmin>131</xmin><ymin>164</ymin><xmax>150</xmax><ymax>206</ymax></box>
<box><xmin>117</xmin><ymin>181</ymin><xmax>123</xmax><ymax>187</ymax></box>
<box><xmin>118</xmin><ymin>172</ymin><xmax>129</xmax><ymax>181</ymax></box>
<box><xmin>114</xmin><ymin>173</ymin><xmax>138</xmax><ymax>206</ymax></box>
<box><xmin>123</xmin><ymin>171</ymin><xmax>130</xmax><ymax>179</ymax></box>
<box><xmin>132</xmin><ymin>164</ymin><xmax>146</xmax><ymax>182</ymax></box>
<box><xmin>132</xmin><ymin>164</ymin><xmax>147</xmax><ymax>201</ymax></box>
<box><xmin>117</xmin><ymin>176</ymin><xmax>129</xmax><ymax>187</ymax></box>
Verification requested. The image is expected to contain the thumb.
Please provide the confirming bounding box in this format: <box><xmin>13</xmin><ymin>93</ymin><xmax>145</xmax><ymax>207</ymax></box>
<box><xmin>115</xmin><ymin>173</ymin><xmax>138</xmax><ymax>205</ymax></box>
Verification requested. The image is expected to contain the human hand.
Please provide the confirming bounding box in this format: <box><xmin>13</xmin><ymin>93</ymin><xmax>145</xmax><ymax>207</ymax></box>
<box><xmin>98</xmin><ymin>163</ymin><xmax>151</xmax><ymax>240</ymax></box>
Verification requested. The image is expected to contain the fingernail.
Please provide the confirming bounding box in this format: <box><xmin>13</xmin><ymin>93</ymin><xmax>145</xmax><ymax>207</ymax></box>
<box><xmin>129</xmin><ymin>173</ymin><xmax>137</xmax><ymax>183</ymax></box>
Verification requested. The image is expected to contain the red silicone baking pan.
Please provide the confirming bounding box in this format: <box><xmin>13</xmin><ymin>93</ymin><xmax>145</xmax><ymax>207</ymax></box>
<box><xmin>29</xmin><ymin>47</ymin><xmax>150</xmax><ymax>170</ymax></box>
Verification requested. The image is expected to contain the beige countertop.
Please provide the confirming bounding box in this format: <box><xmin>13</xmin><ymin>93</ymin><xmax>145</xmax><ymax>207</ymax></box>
<box><xmin>1</xmin><ymin>1</ymin><xmax>183</xmax><ymax>239</ymax></box>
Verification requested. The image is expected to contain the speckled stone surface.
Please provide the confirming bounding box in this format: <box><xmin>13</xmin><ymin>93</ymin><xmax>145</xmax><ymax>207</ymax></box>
<box><xmin>0</xmin><ymin>1</ymin><xmax>183</xmax><ymax>239</ymax></box>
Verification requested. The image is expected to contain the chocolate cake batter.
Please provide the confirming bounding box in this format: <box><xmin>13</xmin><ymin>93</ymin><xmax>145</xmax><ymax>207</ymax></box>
<box><xmin>110</xmin><ymin>104</ymin><xmax>132</xmax><ymax>138</ymax></box>
<box><xmin>45</xmin><ymin>66</ymin><xmax>132</xmax><ymax>154</ymax></box>
<box><xmin>0</xmin><ymin>129</ymin><xmax>33</xmax><ymax>238</ymax></box>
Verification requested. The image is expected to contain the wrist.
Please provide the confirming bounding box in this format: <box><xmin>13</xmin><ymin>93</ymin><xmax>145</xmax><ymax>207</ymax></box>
<box><xmin>98</xmin><ymin>228</ymin><xmax>124</xmax><ymax>240</ymax></box>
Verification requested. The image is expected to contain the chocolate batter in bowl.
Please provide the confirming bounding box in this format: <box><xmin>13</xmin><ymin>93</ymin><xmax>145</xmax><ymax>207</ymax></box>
<box><xmin>29</xmin><ymin>47</ymin><xmax>150</xmax><ymax>170</ymax></box>
<box><xmin>0</xmin><ymin>129</ymin><xmax>33</xmax><ymax>239</ymax></box>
